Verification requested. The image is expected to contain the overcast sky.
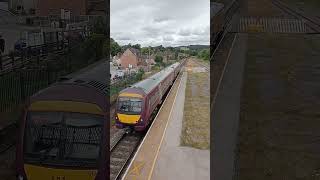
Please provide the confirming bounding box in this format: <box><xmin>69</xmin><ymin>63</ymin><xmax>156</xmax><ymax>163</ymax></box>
<box><xmin>111</xmin><ymin>0</ymin><xmax>209</xmax><ymax>47</ymax></box>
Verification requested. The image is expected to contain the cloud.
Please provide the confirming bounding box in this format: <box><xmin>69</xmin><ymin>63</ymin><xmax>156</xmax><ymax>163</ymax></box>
<box><xmin>111</xmin><ymin>0</ymin><xmax>209</xmax><ymax>47</ymax></box>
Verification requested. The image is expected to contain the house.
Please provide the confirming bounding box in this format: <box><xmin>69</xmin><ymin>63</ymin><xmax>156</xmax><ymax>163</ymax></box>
<box><xmin>8</xmin><ymin>0</ymin><xmax>107</xmax><ymax>16</ymax></box>
<box><xmin>145</xmin><ymin>58</ymin><xmax>156</xmax><ymax>66</ymax></box>
<box><xmin>119</xmin><ymin>48</ymin><xmax>146</xmax><ymax>69</ymax></box>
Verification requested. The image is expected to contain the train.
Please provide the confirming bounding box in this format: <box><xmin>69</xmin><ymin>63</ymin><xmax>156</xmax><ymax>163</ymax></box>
<box><xmin>211</xmin><ymin>0</ymin><xmax>239</xmax><ymax>51</ymax></box>
<box><xmin>16</xmin><ymin>61</ymin><xmax>109</xmax><ymax>180</ymax></box>
<box><xmin>115</xmin><ymin>60</ymin><xmax>185</xmax><ymax>132</ymax></box>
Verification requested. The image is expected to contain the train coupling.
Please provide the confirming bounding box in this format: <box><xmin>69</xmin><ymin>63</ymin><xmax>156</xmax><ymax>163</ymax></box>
<box><xmin>125</xmin><ymin>127</ymin><xmax>133</xmax><ymax>134</ymax></box>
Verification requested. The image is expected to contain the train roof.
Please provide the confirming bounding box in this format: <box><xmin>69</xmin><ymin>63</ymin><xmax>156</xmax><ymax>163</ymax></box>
<box><xmin>29</xmin><ymin>60</ymin><xmax>109</xmax><ymax>109</ymax></box>
<box><xmin>130</xmin><ymin>62</ymin><xmax>180</xmax><ymax>94</ymax></box>
<box><xmin>29</xmin><ymin>83</ymin><xmax>108</xmax><ymax>110</ymax></box>
<box><xmin>59</xmin><ymin>60</ymin><xmax>108</xmax><ymax>95</ymax></box>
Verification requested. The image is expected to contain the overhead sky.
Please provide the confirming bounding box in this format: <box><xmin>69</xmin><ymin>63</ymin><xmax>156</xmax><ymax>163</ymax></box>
<box><xmin>111</xmin><ymin>0</ymin><xmax>210</xmax><ymax>47</ymax></box>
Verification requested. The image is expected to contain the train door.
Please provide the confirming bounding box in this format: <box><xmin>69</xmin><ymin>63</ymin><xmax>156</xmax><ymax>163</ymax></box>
<box><xmin>158</xmin><ymin>82</ymin><xmax>163</xmax><ymax>104</ymax></box>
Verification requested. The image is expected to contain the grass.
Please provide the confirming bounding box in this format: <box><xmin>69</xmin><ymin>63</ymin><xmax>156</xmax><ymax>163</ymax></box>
<box><xmin>181</xmin><ymin>60</ymin><xmax>210</xmax><ymax>150</ymax></box>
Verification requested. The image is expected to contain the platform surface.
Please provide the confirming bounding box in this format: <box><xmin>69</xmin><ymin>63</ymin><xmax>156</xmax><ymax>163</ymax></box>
<box><xmin>122</xmin><ymin>73</ymin><xmax>183</xmax><ymax>180</ymax></box>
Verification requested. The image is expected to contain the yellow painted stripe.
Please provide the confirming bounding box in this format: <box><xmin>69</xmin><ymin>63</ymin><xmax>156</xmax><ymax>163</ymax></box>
<box><xmin>119</xmin><ymin>93</ymin><xmax>143</xmax><ymax>98</ymax></box>
<box><xmin>29</xmin><ymin>101</ymin><xmax>104</xmax><ymax>115</ymax></box>
<box><xmin>24</xmin><ymin>164</ymin><xmax>97</xmax><ymax>180</ymax></box>
<box><xmin>117</xmin><ymin>113</ymin><xmax>141</xmax><ymax>124</ymax></box>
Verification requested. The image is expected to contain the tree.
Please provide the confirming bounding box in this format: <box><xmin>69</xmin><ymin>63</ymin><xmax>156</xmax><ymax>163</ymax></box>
<box><xmin>92</xmin><ymin>16</ymin><xmax>107</xmax><ymax>35</ymax></box>
<box><xmin>155</xmin><ymin>55</ymin><xmax>163</xmax><ymax>64</ymax></box>
<box><xmin>197</xmin><ymin>49</ymin><xmax>210</xmax><ymax>61</ymax></box>
<box><xmin>132</xmin><ymin>44</ymin><xmax>141</xmax><ymax>50</ymax></box>
<box><xmin>110</xmin><ymin>38</ymin><xmax>121</xmax><ymax>56</ymax></box>
<box><xmin>141</xmin><ymin>47</ymin><xmax>149</xmax><ymax>55</ymax></box>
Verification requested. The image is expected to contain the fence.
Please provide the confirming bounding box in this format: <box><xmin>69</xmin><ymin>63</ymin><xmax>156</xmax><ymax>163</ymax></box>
<box><xmin>0</xmin><ymin>68</ymin><xmax>50</xmax><ymax>113</ymax></box>
<box><xmin>0</xmin><ymin>34</ymin><xmax>105</xmax><ymax>122</ymax></box>
<box><xmin>0</xmin><ymin>28</ymin><xmax>90</xmax><ymax>74</ymax></box>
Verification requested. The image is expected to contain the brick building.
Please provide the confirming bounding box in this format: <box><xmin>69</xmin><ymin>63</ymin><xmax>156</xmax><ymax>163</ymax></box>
<box><xmin>35</xmin><ymin>0</ymin><xmax>105</xmax><ymax>16</ymax></box>
<box><xmin>119</xmin><ymin>48</ymin><xmax>146</xmax><ymax>69</ymax></box>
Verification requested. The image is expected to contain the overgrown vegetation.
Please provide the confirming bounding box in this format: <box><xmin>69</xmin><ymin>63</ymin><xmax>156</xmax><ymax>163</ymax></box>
<box><xmin>110</xmin><ymin>70</ymin><xmax>145</xmax><ymax>103</ymax></box>
<box><xmin>181</xmin><ymin>60</ymin><xmax>210</xmax><ymax>150</ymax></box>
<box><xmin>197</xmin><ymin>48</ymin><xmax>210</xmax><ymax>61</ymax></box>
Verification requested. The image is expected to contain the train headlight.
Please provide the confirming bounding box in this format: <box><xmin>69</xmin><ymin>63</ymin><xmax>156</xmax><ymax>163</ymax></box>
<box><xmin>140</xmin><ymin>118</ymin><xmax>143</xmax><ymax>122</ymax></box>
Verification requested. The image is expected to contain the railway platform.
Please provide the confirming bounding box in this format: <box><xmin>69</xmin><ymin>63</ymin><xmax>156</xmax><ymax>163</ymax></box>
<box><xmin>122</xmin><ymin>70</ymin><xmax>210</xmax><ymax>180</ymax></box>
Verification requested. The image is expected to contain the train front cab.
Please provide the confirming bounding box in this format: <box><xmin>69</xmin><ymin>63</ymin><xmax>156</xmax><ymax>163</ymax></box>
<box><xmin>16</xmin><ymin>85</ymin><xmax>108</xmax><ymax>180</ymax></box>
<box><xmin>115</xmin><ymin>90</ymin><xmax>147</xmax><ymax>131</ymax></box>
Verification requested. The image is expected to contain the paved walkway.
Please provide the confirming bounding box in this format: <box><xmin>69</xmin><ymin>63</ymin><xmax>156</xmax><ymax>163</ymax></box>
<box><xmin>151</xmin><ymin>72</ymin><xmax>210</xmax><ymax>180</ymax></box>
<box><xmin>211</xmin><ymin>33</ymin><xmax>248</xmax><ymax>180</ymax></box>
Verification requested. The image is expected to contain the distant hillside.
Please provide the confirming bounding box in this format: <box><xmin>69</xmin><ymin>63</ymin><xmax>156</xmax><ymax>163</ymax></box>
<box><xmin>177</xmin><ymin>45</ymin><xmax>209</xmax><ymax>50</ymax></box>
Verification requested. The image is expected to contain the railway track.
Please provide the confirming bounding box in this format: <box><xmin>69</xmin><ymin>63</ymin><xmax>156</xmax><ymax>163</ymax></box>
<box><xmin>110</xmin><ymin>130</ymin><xmax>142</xmax><ymax>180</ymax></box>
<box><xmin>272</xmin><ymin>0</ymin><xmax>320</xmax><ymax>33</ymax></box>
<box><xmin>191</xmin><ymin>59</ymin><xmax>209</xmax><ymax>72</ymax></box>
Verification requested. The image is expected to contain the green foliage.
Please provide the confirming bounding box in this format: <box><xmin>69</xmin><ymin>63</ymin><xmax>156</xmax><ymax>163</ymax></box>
<box><xmin>138</xmin><ymin>68</ymin><xmax>145</xmax><ymax>74</ymax></box>
<box><xmin>110</xmin><ymin>38</ymin><xmax>121</xmax><ymax>57</ymax></box>
<box><xmin>92</xmin><ymin>16</ymin><xmax>107</xmax><ymax>35</ymax></box>
<box><xmin>81</xmin><ymin>33</ymin><xmax>107</xmax><ymax>61</ymax></box>
<box><xmin>155</xmin><ymin>55</ymin><xmax>163</xmax><ymax>64</ymax></box>
<box><xmin>141</xmin><ymin>47</ymin><xmax>150</xmax><ymax>55</ymax></box>
<box><xmin>152</xmin><ymin>65</ymin><xmax>161</xmax><ymax>71</ymax></box>
<box><xmin>121</xmin><ymin>43</ymin><xmax>141</xmax><ymax>52</ymax></box>
<box><xmin>136</xmin><ymin>69</ymin><xmax>144</xmax><ymax>80</ymax></box>
<box><xmin>132</xmin><ymin>44</ymin><xmax>141</xmax><ymax>50</ymax></box>
<box><xmin>197</xmin><ymin>49</ymin><xmax>210</xmax><ymax>61</ymax></box>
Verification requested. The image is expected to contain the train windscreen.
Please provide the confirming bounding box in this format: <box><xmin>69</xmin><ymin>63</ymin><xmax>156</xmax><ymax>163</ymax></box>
<box><xmin>117</xmin><ymin>97</ymin><xmax>142</xmax><ymax>115</ymax></box>
<box><xmin>24</xmin><ymin>111</ymin><xmax>104</xmax><ymax>168</ymax></box>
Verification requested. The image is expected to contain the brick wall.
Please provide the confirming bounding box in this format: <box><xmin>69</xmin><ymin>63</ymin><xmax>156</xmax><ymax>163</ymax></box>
<box><xmin>119</xmin><ymin>49</ymin><xmax>138</xmax><ymax>69</ymax></box>
<box><xmin>36</xmin><ymin>0</ymin><xmax>87</xmax><ymax>16</ymax></box>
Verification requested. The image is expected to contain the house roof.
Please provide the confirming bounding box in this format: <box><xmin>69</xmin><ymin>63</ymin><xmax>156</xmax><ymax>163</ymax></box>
<box><xmin>128</xmin><ymin>48</ymin><xmax>141</xmax><ymax>57</ymax></box>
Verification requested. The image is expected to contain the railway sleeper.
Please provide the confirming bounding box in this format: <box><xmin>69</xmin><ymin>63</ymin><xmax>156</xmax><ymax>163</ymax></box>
<box><xmin>112</xmin><ymin>151</ymin><xmax>126</xmax><ymax>157</ymax></box>
<box><xmin>111</xmin><ymin>157</ymin><xmax>124</xmax><ymax>162</ymax></box>
<box><xmin>116</xmin><ymin>145</ymin><xmax>132</xmax><ymax>151</ymax></box>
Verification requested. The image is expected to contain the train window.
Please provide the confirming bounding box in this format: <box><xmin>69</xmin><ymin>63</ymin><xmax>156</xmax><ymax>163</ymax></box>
<box><xmin>64</xmin><ymin>113</ymin><xmax>103</xmax><ymax>160</ymax></box>
<box><xmin>24</xmin><ymin>111</ymin><xmax>104</xmax><ymax>168</ymax></box>
<box><xmin>117</xmin><ymin>97</ymin><xmax>142</xmax><ymax>115</ymax></box>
